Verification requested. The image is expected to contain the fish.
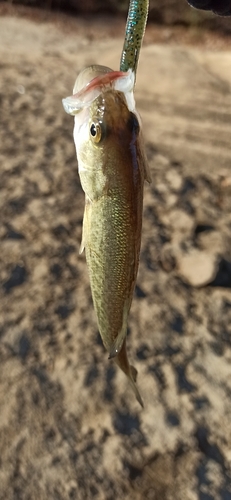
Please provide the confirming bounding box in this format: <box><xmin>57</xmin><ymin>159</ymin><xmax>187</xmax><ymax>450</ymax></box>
<box><xmin>63</xmin><ymin>65</ymin><xmax>150</xmax><ymax>407</ymax></box>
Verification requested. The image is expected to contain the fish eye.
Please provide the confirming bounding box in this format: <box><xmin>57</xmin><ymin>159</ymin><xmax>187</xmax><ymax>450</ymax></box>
<box><xmin>89</xmin><ymin>121</ymin><xmax>102</xmax><ymax>143</ymax></box>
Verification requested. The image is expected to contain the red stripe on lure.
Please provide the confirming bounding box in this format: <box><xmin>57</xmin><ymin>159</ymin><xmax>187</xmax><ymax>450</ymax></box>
<box><xmin>72</xmin><ymin>71</ymin><xmax>128</xmax><ymax>100</ymax></box>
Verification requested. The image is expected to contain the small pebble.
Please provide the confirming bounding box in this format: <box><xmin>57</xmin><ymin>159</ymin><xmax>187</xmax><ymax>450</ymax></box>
<box><xmin>177</xmin><ymin>249</ymin><xmax>218</xmax><ymax>287</ymax></box>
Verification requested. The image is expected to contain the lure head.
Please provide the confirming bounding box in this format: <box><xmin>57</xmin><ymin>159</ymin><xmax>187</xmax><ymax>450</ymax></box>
<box><xmin>62</xmin><ymin>65</ymin><xmax>141</xmax><ymax>201</ymax></box>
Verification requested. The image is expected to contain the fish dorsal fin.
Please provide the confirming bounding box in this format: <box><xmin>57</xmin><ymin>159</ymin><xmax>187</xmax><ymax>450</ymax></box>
<box><xmin>144</xmin><ymin>154</ymin><xmax>151</xmax><ymax>184</ymax></box>
<box><xmin>138</xmin><ymin>132</ymin><xmax>151</xmax><ymax>183</ymax></box>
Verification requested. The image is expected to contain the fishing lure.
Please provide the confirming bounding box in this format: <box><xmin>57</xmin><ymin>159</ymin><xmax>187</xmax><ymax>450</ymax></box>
<box><xmin>120</xmin><ymin>0</ymin><xmax>149</xmax><ymax>75</ymax></box>
<box><xmin>63</xmin><ymin>0</ymin><xmax>150</xmax><ymax>407</ymax></box>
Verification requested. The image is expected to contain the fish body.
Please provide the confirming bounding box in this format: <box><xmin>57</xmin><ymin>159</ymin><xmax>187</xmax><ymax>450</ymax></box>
<box><xmin>63</xmin><ymin>66</ymin><xmax>150</xmax><ymax>406</ymax></box>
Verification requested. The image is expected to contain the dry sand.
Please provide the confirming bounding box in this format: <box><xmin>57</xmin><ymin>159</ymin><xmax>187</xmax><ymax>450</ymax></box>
<box><xmin>0</xmin><ymin>11</ymin><xmax>231</xmax><ymax>500</ymax></box>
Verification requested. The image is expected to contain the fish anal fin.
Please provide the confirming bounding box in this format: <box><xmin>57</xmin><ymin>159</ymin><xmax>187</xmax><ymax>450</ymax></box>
<box><xmin>108</xmin><ymin>332</ymin><xmax>125</xmax><ymax>359</ymax></box>
<box><xmin>108</xmin><ymin>302</ymin><xmax>130</xmax><ymax>359</ymax></box>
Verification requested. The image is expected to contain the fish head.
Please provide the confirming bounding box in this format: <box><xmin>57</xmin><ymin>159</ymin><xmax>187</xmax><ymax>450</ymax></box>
<box><xmin>73</xmin><ymin>65</ymin><xmax>114</xmax><ymax>95</ymax></box>
<box><xmin>63</xmin><ymin>65</ymin><xmax>141</xmax><ymax>200</ymax></box>
<box><xmin>62</xmin><ymin>64</ymin><xmax>135</xmax><ymax>115</ymax></box>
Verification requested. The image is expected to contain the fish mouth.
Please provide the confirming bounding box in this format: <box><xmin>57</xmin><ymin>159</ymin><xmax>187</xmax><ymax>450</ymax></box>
<box><xmin>62</xmin><ymin>69</ymin><xmax>135</xmax><ymax>116</ymax></box>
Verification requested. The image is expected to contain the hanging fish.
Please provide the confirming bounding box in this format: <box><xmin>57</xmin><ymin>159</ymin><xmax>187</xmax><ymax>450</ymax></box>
<box><xmin>63</xmin><ymin>1</ymin><xmax>150</xmax><ymax>407</ymax></box>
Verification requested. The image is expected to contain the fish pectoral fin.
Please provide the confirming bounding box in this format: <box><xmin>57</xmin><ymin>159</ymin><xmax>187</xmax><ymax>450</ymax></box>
<box><xmin>79</xmin><ymin>238</ymin><xmax>85</xmax><ymax>254</ymax></box>
<box><xmin>79</xmin><ymin>196</ymin><xmax>91</xmax><ymax>254</ymax></box>
<box><xmin>79</xmin><ymin>217</ymin><xmax>86</xmax><ymax>254</ymax></box>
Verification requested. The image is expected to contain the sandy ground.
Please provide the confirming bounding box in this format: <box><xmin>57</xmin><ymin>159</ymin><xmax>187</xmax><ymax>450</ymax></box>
<box><xmin>1</xmin><ymin>11</ymin><xmax>231</xmax><ymax>500</ymax></box>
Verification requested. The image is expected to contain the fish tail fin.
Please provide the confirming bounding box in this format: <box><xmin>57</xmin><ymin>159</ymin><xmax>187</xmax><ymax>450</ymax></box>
<box><xmin>115</xmin><ymin>339</ymin><xmax>144</xmax><ymax>408</ymax></box>
<box><xmin>128</xmin><ymin>364</ymin><xmax>144</xmax><ymax>408</ymax></box>
<box><xmin>130</xmin><ymin>364</ymin><xmax>138</xmax><ymax>382</ymax></box>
